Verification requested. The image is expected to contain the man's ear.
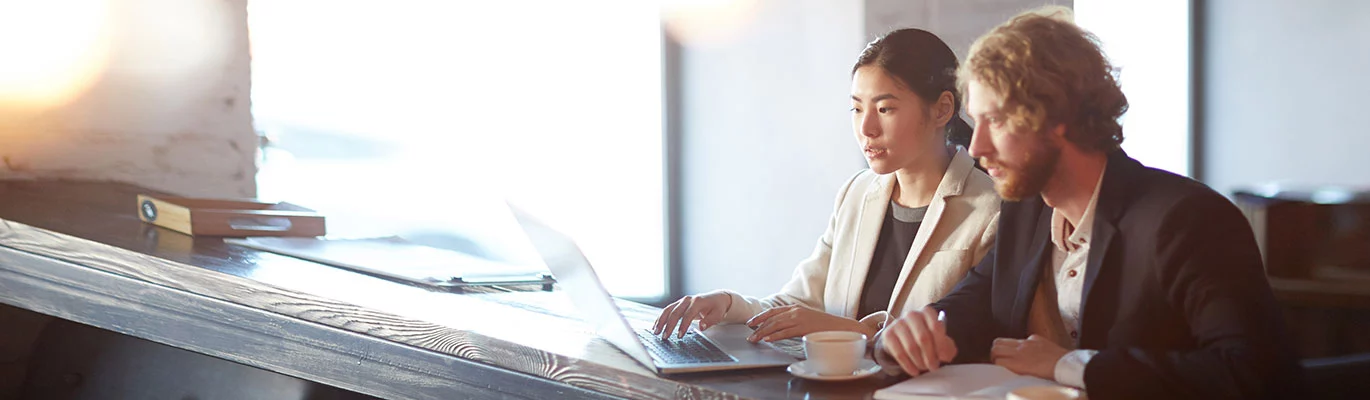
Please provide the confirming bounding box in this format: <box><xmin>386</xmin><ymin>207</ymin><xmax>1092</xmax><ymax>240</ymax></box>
<box><xmin>1048</xmin><ymin>122</ymin><xmax>1067</xmax><ymax>142</ymax></box>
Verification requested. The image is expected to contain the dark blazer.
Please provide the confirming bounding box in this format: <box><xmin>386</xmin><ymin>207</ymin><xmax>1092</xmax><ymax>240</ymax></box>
<box><xmin>932</xmin><ymin>151</ymin><xmax>1302</xmax><ymax>399</ymax></box>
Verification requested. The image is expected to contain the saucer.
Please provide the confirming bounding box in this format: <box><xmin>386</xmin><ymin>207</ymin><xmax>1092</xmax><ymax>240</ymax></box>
<box><xmin>1009</xmin><ymin>385</ymin><xmax>1083</xmax><ymax>400</ymax></box>
<box><xmin>787</xmin><ymin>359</ymin><xmax>882</xmax><ymax>381</ymax></box>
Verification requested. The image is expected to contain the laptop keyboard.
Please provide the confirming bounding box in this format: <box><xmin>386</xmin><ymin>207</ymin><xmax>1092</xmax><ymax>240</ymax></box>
<box><xmin>635</xmin><ymin>329</ymin><xmax>736</xmax><ymax>365</ymax></box>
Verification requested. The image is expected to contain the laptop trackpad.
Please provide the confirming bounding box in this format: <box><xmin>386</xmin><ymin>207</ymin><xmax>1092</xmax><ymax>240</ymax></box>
<box><xmin>702</xmin><ymin>324</ymin><xmax>798</xmax><ymax>363</ymax></box>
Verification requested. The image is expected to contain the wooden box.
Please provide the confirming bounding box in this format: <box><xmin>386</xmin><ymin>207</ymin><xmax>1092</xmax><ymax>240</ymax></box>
<box><xmin>1234</xmin><ymin>191</ymin><xmax>1370</xmax><ymax>280</ymax></box>
<box><xmin>136</xmin><ymin>195</ymin><xmax>326</xmax><ymax>237</ymax></box>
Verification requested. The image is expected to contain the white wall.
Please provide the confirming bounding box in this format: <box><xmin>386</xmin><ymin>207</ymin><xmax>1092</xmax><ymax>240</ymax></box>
<box><xmin>1204</xmin><ymin>0</ymin><xmax>1370</xmax><ymax>195</ymax></box>
<box><xmin>0</xmin><ymin>0</ymin><xmax>256</xmax><ymax>198</ymax></box>
<box><xmin>864</xmin><ymin>0</ymin><xmax>1072</xmax><ymax>58</ymax></box>
<box><xmin>679</xmin><ymin>0</ymin><xmax>866</xmax><ymax>297</ymax></box>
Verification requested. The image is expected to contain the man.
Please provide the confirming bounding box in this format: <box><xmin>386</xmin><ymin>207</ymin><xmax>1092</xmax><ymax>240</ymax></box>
<box><xmin>875</xmin><ymin>8</ymin><xmax>1302</xmax><ymax>399</ymax></box>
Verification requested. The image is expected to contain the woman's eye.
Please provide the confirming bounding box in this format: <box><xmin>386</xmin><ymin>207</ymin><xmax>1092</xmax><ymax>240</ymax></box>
<box><xmin>851</xmin><ymin>107</ymin><xmax>862</xmax><ymax>113</ymax></box>
<box><xmin>878</xmin><ymin>107</ymin><xmax>892</xmax><ymax>114</ymax></box>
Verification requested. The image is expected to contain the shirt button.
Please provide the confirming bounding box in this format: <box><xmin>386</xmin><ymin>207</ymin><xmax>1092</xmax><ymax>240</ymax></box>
<box><xmin>1067</xmin><ymin>270</ymin><xmax>1078</xmax><ymax>278</ymax></box>
<box><xmin>1070</xmin><ymin>331</ymin><xmax>1078</xmax><ymax>339</ymax></box>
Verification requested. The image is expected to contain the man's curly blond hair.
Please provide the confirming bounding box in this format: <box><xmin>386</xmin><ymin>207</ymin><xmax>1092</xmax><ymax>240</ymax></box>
<box><xmin>958</xmin><ymin>6</ymin><xmax>1128</xmax><ymax>152</ymax></box>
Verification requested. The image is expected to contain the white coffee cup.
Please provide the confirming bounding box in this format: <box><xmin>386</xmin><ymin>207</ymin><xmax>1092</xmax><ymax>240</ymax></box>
<box><xmin>802</xmin><ymin>331</ymin><xmax>867</xmax><ymax>376</ymax></box>
<box><xmin>1008</xmin><ymin>385</ymin><xmax>1084</xmax><ymax>400</ymax></box>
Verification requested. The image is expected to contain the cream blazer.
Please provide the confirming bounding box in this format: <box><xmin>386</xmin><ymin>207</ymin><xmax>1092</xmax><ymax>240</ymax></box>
<box><xmin>720</xmin><ymin>149</ymin><xmax>1000</xmax><ymax>332</ymax></box>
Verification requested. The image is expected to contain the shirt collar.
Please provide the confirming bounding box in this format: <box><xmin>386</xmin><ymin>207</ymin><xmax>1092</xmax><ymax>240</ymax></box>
<box><xmin>1050</xmin><ymin>165</ymin><xmax>1107</xmax><ymax>252</ymax></box>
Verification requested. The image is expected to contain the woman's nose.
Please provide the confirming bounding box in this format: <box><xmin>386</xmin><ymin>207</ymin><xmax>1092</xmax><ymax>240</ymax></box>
<box><xmin>860</xmin><ymin>112</ymin><xmax>879</xmax><ymax>138</ymax></box>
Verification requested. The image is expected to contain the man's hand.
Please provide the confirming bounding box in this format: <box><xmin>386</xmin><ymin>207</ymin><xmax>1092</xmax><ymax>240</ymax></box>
<box><xmin>990</xmin><ymin>334</ymin><xmax>1069</xmax><ymax>380</ymax></box>
<box><xmin>744</xmin><ymin>305</ymin><xmax>873</xmax><ymax>342</ymax></box>
<box><xmin>879</xmin><ymin>306</ymin><xmax>957</xmax><ymax>376</ymax></box>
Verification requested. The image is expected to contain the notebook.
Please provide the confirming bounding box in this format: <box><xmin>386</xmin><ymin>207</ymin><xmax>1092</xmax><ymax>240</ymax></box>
<box><xmin>873</xmin><ymin>364</ymin><xmax>1065</xmax><ymax>400</ymax></box>
<box><xmin>226</xmin><ymin>236</ymin><xmax>554</xmax><ymax>288</ymax></box>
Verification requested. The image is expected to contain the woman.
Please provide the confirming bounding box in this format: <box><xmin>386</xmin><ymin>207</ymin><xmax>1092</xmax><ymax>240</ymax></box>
<box><xmin>653</xmin><ymin>29</ymin><xmax>1000</xmax><ymax>344</ymax></box>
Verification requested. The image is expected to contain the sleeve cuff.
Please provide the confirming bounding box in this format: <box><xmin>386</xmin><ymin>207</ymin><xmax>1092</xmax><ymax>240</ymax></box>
<box><xmin>1053</xmin><ymin>349</ymin><xmax>1098</xmax><ymax>389</ymax></box>
<box><xmin>721</xmin><ymin>290</ymin><xmax>775</xmax><ymax>324</ymax></box>
<box><xmin>859</xmin><ymin>312</ymin><xmax>891</xmax><ymax>341</ymax></box>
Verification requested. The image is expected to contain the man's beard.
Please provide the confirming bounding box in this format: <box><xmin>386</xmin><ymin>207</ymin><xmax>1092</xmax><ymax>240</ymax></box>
<box><xmin>982</xmin><ymin>140</ymin><xmax>1060</xmax><ymax>201</ymax></box>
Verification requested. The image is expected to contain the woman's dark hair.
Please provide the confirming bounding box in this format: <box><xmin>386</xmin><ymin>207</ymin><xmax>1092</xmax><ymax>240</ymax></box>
<box><xmin>852</xmin><ymin>28</ymin><xmax>973</xmax><ymax>149</ymax></box>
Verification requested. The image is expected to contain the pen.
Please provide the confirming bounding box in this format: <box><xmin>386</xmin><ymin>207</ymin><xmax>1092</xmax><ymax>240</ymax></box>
<box><xmin>935</xmin><ymin>310</ymin><xmax>948</xmax><ymax>372</ymax></box>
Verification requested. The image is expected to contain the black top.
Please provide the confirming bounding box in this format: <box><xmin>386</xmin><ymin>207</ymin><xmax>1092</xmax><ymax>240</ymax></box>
<box><xmin>857</xmin><ymin>202</ymin><xmax>927</xmax><ymax>318</ymax></box>
<box><xmin>930</xmin><ymin>151</ymin><xmax>1303</xmax><ymax>399</ymax></box>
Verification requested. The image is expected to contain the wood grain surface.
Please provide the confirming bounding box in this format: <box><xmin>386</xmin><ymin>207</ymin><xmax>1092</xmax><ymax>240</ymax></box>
<box><xmin>0</xmin><ymin>180</ymin><xmax>901</xmax><ymax>399</ymax></box>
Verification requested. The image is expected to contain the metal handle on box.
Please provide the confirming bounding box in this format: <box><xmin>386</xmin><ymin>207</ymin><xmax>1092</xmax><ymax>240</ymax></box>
<box><xmin>227</xmin><ymin>217</ymin><xmax>294</xmax><ymax>232</ymax></box>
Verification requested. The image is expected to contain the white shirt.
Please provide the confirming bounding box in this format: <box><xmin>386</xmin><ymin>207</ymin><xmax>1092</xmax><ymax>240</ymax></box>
<box><xmin>1048</xmin><ymin>166</ymin><xmax>1106</xmax><ymax>389</ymax></box>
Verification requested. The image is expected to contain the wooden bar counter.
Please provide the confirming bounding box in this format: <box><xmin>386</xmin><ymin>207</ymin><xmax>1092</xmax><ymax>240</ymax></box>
<box><xmin>0</xmin><ymin>180</ymin><xmax>900</xmax><ymax>399</ymax></box>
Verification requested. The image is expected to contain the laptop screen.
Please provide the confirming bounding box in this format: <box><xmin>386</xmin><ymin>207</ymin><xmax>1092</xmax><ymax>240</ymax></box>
<box><xmin>506</xmin><ymin>203</ymin><xmax>658</xmax><ymax>370</ymax></box>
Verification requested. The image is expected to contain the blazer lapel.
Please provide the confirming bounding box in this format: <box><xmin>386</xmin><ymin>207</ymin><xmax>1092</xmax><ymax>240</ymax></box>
<box><xmin>885</xmin><ymin>150</ymin><xmax>973</xmax><ymax>316</ymax></box>
<box><xmin>1009</xmin><ymin>204</ymin><xmax>1054</xmax><ymax>335</ymax></box>
<box><xmin>1079</xmin><ymin>219</ymin><xmax>1116</xmax><ymax>338</ymax></box>
<box><xmin>841</xmin><ymin>174</ymin><xmax>893</xmax><ymax>317</ymax></box>
<box><xmin>1078</xmin><ymin>151</ymin><xmax>1134</xmax><ymax>344</ymax></box>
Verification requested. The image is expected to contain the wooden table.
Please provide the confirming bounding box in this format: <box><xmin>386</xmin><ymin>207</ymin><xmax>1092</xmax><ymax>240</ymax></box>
<box><xmin>1270</xmin><ymin>277</ymin><xmax>1370</xmax><ymax>310</ymax></box>
<box><xmin>0</xmin><ymin>180</ymin><xmax>901</xmax><ymax>399</ymax></box>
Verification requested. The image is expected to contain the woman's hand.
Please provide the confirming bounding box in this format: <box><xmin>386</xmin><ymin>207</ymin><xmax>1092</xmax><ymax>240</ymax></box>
<box><xmin>652</xmin><ymin>291</ymin><xmax>732</xmax><ymax>339</ymax></box>
<box><xmin>744</xmin><ymin>304</ymin><xmax>874</xmax><ymax>343</ymax></box>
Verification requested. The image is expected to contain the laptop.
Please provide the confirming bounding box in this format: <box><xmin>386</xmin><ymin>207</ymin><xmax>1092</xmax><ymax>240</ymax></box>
<box><xmin>509</xmin><ymin>206</ymin><xmax>797</xmax><ymax>374</ymax></box>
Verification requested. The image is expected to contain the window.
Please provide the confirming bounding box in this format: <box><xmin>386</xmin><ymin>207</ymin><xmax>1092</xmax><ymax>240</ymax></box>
<box><xmin>1075</xmin><ymin>1</ymin><xmax>1192</xmax><ymax>176</ymax></box>
<box><xmin>249</xmin><ymin>1</ymin><xmax>665</xmax><ymax>300</ymax></box>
